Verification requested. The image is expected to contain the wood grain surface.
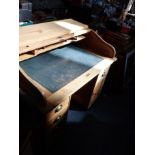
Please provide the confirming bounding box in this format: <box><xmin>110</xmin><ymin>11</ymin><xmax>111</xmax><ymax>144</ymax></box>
<box><xmin>19</xmin><ymin>19</ymin><xmax>89</xmax><ymax>54</ymax></box>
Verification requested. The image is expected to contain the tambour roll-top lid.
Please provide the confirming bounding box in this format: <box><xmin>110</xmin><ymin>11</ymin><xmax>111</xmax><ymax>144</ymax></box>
<box><xmin>19</xmin><ymin>19</ymin><xmax>90</xmax><ymax>54</ymax></box>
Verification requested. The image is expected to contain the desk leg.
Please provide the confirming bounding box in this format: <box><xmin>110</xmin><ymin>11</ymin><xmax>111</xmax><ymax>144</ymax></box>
<box><xmin>88</xmin><ymin>67</ymin><xmax>110</xmax><ymax>108</ymax></box>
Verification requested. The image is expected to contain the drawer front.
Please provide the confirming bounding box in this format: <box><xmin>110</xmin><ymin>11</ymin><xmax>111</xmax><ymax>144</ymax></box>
<box><xmin>46</xmin><ymin>97</ymin><xmax>70</xmax><ymax>127</ymax></box>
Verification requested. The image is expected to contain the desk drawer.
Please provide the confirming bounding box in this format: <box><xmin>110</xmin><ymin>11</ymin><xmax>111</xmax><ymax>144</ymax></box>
<box><xmin>46</xmin><ymin>97</ymin><xmax>70</xmax><ymax>127</ymax></box>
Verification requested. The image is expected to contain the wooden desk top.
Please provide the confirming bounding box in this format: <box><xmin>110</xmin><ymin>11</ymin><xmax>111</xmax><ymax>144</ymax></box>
<box><xmin>20</xmin><ymin>45</ymin><xmax>103</xmax><ymax>92</ymax></box>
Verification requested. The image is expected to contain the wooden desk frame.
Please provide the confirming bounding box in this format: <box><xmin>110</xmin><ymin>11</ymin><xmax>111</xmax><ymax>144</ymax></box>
<box><xmin>19</xmin><ymin>19</ymin><xmax>116</xmax><ymax>127</ymax></box>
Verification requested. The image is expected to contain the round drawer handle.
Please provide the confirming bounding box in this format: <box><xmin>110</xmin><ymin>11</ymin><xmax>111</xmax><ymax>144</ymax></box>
<box><xmin>54</xmin><ymin>115</ymin><xmax>62</xmax><ymax>124</ymax></box>
<box><xmin>55</xmin><ymin>104</ymin><xmax>63</xmax><ymax>113</ymax></box>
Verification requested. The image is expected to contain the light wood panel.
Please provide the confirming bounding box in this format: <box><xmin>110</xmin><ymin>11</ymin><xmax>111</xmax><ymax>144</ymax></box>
<box><xmin>19</xmin><ymin>35</ymin><xmax>86</xmax><ymax>62</ymax></box>
<box><xmin>88</xmin><ymin>59</ymin><xmax>113</xmax><ymax>108</ymax></box>
<box><xmin>19</xmin><ymin>19</ymin><xmax>89</xmax><ymax>54</ymax></box>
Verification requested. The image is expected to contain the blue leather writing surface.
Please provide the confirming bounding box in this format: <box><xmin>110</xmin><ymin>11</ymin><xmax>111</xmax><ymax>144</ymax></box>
<box><xmin>20</xmin><ymin>45</ymin><xmax>103</xmax><ymax>92</ymax></box>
